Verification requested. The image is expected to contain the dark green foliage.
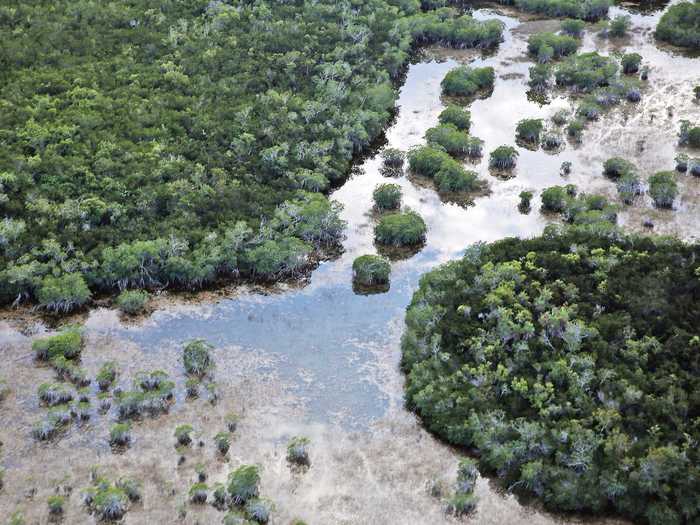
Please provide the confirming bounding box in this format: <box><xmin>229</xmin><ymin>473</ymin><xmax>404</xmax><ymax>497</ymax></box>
<box><xmin>174</xmin><ymin>424</ymin><xmax>194</xmax><ymax>446</ymax></box>
<box><xmin>227</xmin><ymin>465</ymin><xmax>260</xmax><ymax>505</ymax></box>
<box><xmin>434</xmin><ymin>161</ymin><xmax>480</xmax><ymax>193</ymax></box>
<box><xmin>115</xmin><ymin>290</ymin><xmax>149</xmax><ymax>315</ymax></box>
<box><xmin>679</xmin><ymin>120</ymin><xmax>700</xmax><ymax>147</ymax></box>
<box><xmin>496</xmin><ymin>0</ymin><xmax>611</xmax><ymax>21</ymax></box>
<box><xmin>36</xmin><ymin>274</ymin><xmax>91</xmax><ymax>313</ymax></box>
<box><xmin>83</xmin><ymin>477</ymin><xmax>129</xmax><ymax>521</ymax></box>
<box><xmin>189</xmin><ymin>483</ymin><xmax>208</xmax><ymax>504</ymax></box>
<box><xmin>441</xmin><ymin>66</ymin><xmax>495</xmax><ymax>98</ymax></box>
<box><xmin>656</xmin><ymin>2</ymin><xmax>700</xmax><ymax>49</ymax></box>
<box><xmin>438</xmin><ymin>106</ymin><xmax>471</xmax><ymax>132</ymax></box>
<box><xmin>402</xmin><ymin>229</ymin><xmax>700</xmax><ymax>524</ymax></box>
<box><xmin>489</xmin><ymin>146</ymin><xmax>519</xmax><ymax>170</ymax></box>
<box><xmin>38</xmin><ymin>383</ymin><xmax>73</xmax><ymax>406</ymax></box>
<box><xmin>374</xmin><ymin>211</ymin><xmax>427</xmax><ymax>247</ymax></box>
<box><xmin>47</xmin><ymin>495</ymin><xmax>65</xmax><ymax>516</ymax></box>
<box><xmin>602</xmin><ymin>157</ymin><xmax>636</xmax><ymax>179</ymax></box>
<box><xmin>115</xmin><ymin>370</ymin><xmax>174</xmax><ymax>420</ymax></box>
<box><xmin>518</xmin><ymin>191</ymin><xmax>533</xmax><ymax>213</ymax></box>
<box><xmin>96</xmin><ymin>362</ymin><xmax>118</xmax><ymax>391</ymax></box>
<box><xmin>407</xmin><ymin>146</ymin><xmax>454</xmax><ymax>178</ymax></box>
<box><xmin>516</xmin><ymin>119</ymin><xmax>544</xmax><ymax>144</ymax></box>
<box><xmin>380</xmin><ymin>148</ymin><xmax>406</xmax><ymax>176</ymax></box>
<box><xmin>352</xmin><ymin>255</ymin><xmax>391</xmax><ymax>286</ymax></box>
<box><xmin>648</xmin><ymin>171</ymin><xmax>678</xmax><ymax>208</ymax></box>
<box><xmin>373</xmin><ymin>184</ymin><xmax>402</xmax><ymax>211</ymax></box>
<box><xmin>407</xmin><ymin>11</ymin><xmax>505</xmax><ymax>49</ymax></box>
<box><xmin>616</xmin><ymin>173</ymin><xmax>643</xmax><ymax>205</ymax></box>
<box><xmin>182</xmin><ymin>339</ymin><xmax>214</xmax><ymax>377</ymax></box>
<box><xmin>566</xmin><ymin>119</ymin><xmax>585</xmax><ymax>139</ymax></box>
<box><xmin>528</xmin><ymin>64</ymin><xmax>551</xmax><ymax>93</ymax></box>
<box><xmin>621</xmin><ymin>53</ymin><xmax>642</xmax><ymax>75</ymax></box>
<box><xmin>604</xmin><ymin>15</ymin><xmax>631</xmax><ymax>38</ymax></box>
<box><xmin>527</xmin><ymin>33</ymin><xmax>579</xmax><ymax>63</ymax></box>
<box><xmin>561</xmin><ymin>18</ymin><xmax>586</xmax><ymax>38</ymax></box>
<box><xmin>555</xmin><ymin>52</ymin><xmax>618</xmax><ymax>92</ymax></box>
<box><xmin>109</xmin><ymin>423</ymin><xmax>131</xmax><ymax>447</ymax></box>
<box><xmin>540</xmin><ymin>185</ymin><xmax>570</xmax><ymax>212</ymax></box>
<box><xmin>215</xmin><ymin>432</ymin><xmax>231</xmax><ymax>455</ymax></box>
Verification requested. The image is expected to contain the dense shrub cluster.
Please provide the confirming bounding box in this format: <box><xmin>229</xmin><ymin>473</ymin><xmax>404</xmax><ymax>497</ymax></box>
<box><xmin>353</xmin><ymin>255</ymin><xmax>391</xmax><ymax>287</ymax></box>
<box><xmin>402</xmin><ymin>229</ymin><xmax>700</xmax><ymax>524</ymax></box>
<box><xmin>527</xmin><ymin>33</ymin><xmax>579</xmax><ymax>63</ymax></box>
<box><xmin>441</xmin><ymin>66</ymin><xmax>496</xmax><ymax>98</ymax></box>
<box><xmin>497</xmin><ymin>0</ymin><xmax>611</xmax><ymax>21</ymax></box>
<box><xmin>648</xmin><ymin>171</ymin><xmax>679</xmax><ymax>209</ymax></box>
<box><xmin>655</xmin><ymin>1</ymin><xmax>700</xmax><ymax>49</ymax></box>
<box><xmin>679</xmin><ymin>120</ymin><xmax>700</xmax><ymax>148</ymax></box>
<box><xmin>374</xmin><ymin>211</ymin><xmax>427</xmax><ymax>247</ymax></box>
<box><xmin>0</xmin><ymin>1</ymin><xmax>509</xmax><ymax>313</ymax></box>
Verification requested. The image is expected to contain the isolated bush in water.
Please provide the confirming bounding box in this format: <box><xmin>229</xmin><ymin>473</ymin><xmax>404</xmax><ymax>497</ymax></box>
<box><xmin>489</xmin><ymin>146</ymin><xmax>519</xmax><ymax>170</ymax></box>
<box><xmin>438</xmin><ymin>105</ymin><xmax>471</xmax><ymax>131</ymax></box>
<box><xmin>373</xmin><ymin>184</ymin><xmax>402</xmax><ymax>211</ymax></box>
<box><xmin>560</xmin><ymin>18</ymin><xmax>585</xmax><ymax>38</ymax></box>
<box><xmin>602</xmin><ymin>157</ymin><xmax>636</xmax><ymax>179</ymax></box>
<box><xmin>516</xmin><ymin>119</ymin><xmax>544</xmax><ymax>143</ymax></box>
<box><xmin>401</xmin><ymin>229</ymin><xmax>700</xmax><ymax>524</ymax></box>
<box><xmin>441</xmin><ymin>66</ymin><xmax>495</xmax><ymax>98</ymax></box>
<box><xmin>648</xmin><ymin>171</ymin><xmax>678</xmax><ymax>208</ymax></box>
<box><xmin>352</xmin><ymin>255</ymin><xmax>391</xmax><ymax>286</ymax></box>
<box><xmin>374</xmin><ymin>210</ymin><xmax>427</xmax><ymax>247</ymax></box>
<box><xmin>425</xmin><ymin>124</ymin><xmax>472</xmax><ymax>157</ymax></box>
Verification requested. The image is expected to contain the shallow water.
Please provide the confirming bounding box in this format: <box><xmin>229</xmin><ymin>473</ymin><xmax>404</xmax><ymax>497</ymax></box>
<box><xmin>1</xmin><ymin>3</ymin><xmax>699</xmax><ymax>524</ymax></box>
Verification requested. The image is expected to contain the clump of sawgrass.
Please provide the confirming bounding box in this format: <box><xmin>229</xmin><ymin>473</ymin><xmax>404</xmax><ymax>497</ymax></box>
<box><xmin>175</xmin><ymin>424</ymin><xmax>194</xmax><ymax>446</ymax></box>
<box><xmin>215</xmin><ymin>432</ymin><xmax>231</xmax><ymax>455</ymax></box>
<box><xmin>47</xmin><ymin>495</ymin><xmax>66</xmax><ymax>516</ymax></box>
<box><xmin>109</xmin><ymin>423</ymin><xmax>131</xmax><ymax>448</ymax></box>
<box><xmin>38</xmin><ymin>383</ymin><xmax>74</xmax><ymax>407</ymax></box>
<box><xmin>83</xmin><ymin>477</ymin><xmax>130</xmax><ymax>521</ymax></box>
<box><xmin>96</xmin><ymin>362</ymin><xmax>118</xmax><ymax>391</ymax></box>
<box><xmin>286</xmin><ymin>436</ymin><xmax>311</xmax><ymax>466</ymax></box>
<box><xmin>32</xmin><ymin>406</ymin><xmax>71</xmax><ymax>441</ymax></box>
<box><xmin>189</xmin><ymin>483</ymin><xmax>208</xmax><ymax>504</ymax></box>
<box><xmin>227</xmin><ymin>465</ymin><xmax>260</xmax><ymax>505</ymax></box>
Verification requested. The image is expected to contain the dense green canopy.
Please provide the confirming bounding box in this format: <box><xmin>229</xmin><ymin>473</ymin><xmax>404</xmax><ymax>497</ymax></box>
<box><xmin>656</xmin><ymin>1</ymin><xmax>700</xmax><ymax>49</ymax></box>
<box><xmin>402</xmin><ymin>228</ymin><xmax>700</xmax><ymax>524</ymax></box>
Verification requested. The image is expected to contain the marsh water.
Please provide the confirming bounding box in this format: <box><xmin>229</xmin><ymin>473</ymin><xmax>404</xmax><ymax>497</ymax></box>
<box><xmin>1</xmin><ymin>2</ymin><xmax>699</xmax><ymax>523</ymax></box>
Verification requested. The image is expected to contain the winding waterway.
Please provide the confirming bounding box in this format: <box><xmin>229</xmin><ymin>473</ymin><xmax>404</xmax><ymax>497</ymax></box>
<box><xmin>1</xmin><ymin>3</ymin><xmax>699</xmax><ymax>523</ymax></box>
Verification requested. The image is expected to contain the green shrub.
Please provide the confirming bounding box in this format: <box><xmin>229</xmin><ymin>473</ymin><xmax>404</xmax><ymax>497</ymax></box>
<box><xmin>648</xmin><ymin>171</ymin><xmax>678</xmax><ymax>208</ymax></box>
<box><xmin>115</xmin><ymin>290</ymin><xmax>149</xmax><ymax>315</ymax></box>
<box><xmin>448</xmin><ymin>492</ymin><xmax>478</xmax><ymax>516</ymax></box>
<box><xmin>245</xmin><ymin>498</ymin><xmax>273</xmax><ymax>524</ymax></box>
<box><xmin>441</xmin><ymin>66</ymin><xmax>495</xmax><ymax>98</ymax></box>
<box><xmin>425</xmin><ymin>124</ymin><xmax>472</xmax><ymax>157</ymax></box>
<box><xmin>286</xmin><ymin>436</ymin><xmax>311</xmax><ymax>466</ymax></box>
<box><xmin>540</xmin><ymin>185</ymin><xmax>569</xmax><ymax>212</ymax></box>
<box><xmin>352</xmin><ymin>255</ymin><xmax>391</xmax><ymax>286</ymax></box>
<box><xmin>215</xmin><ymin>432</ymin><xmax>231</xmax><ymax>455</ymax></box>
<box><xmin>408</xmin><ymin>12</ymin><xmax>505</xmax><ymax>49</ymax></box>
<box><xmin>602</xmin><ymin>157</ymin><xmax>636</xmax><ymax>179</ymax></box>
<box><xmin>38</xmin><ymin>383</ymin><xmax>73</xmax><ymax>406</ymax></box>
<box><xmin>656</xmin><ymin>2</ymin><xmax>700</xmax><ymax>49</ymax></box>
<box><xmin>527</xmin><ymin>33</ymin><xmax>579</xmax><ymax>62</ymax></box>
<box><xmin>84</xmin><ymin>480</ymin><xmax>129</xmax><ymax>521</ymax></box>
<box><xmin>116</xmin><ymin>478</ymin><xmax>142</xmax><ymax>503</ymax></box>
<box><xmin>566</xmin><ymin>118</ymin><xmax>585</xmax><ymax>139</ymax></box>
<box><xmin>555</xmin><ymin>52</ymin><xmax>618</xmax><ymax>92</ymax></box>
<box><xmin>183</xmin><ymin>339</ymin><xmax>214</xmax><ymax>377</ymax></box>
<box><xmin>407</xmin><ymin>146</ymin><xmax>453</xmax><ymax>178</ymax></box>
<box><xmin>374</xmin><ymin>211</ymin><xmax>427</xmax><ymax>247</ymax></box>
<box><xmin>227</xmin><ymin>465</ymin><xmax>260</xmax><ymax>505</ymax></box>
<box><xmin>616</xmin><ymin>172</ymin><xmax>643</xmax><ymax>205</ymax></box>
<box><xmin>36</xmin><ymin>273</ymin><xmax>91</xmax><ymax>313</ymax></box>
<box><xmin>434</xmin><ymin>161</ymin><xmax>479</xmax><ymax>193</ymax></box>
<box><xmin>96</xmin><ymin>362</ymin><xmax>118</xmax><ymax>391</ymax></box>
<box><xmin>174</xmin><ymin>424</ymin><xmax>194</xmax><ymax>446</ymax></box>
<box><xmin>109</xmin><ymin>423</ymin><xmax>131</xmax><ymax>447</ymax></box>
<box><xmin>604</xmin><ymin>15</ymin><xmax>631</xmax><ymax>38</ymax></box>
<box><xmin>402</xmin><ymin>229</ymin><xmax>700</xmax><ymax>524</ymax></box>
<box><xmin>621</xmin><ymin>53</ymin><xmax>642</xmax><ymax>74</ymax></box>
<box><xmin>497</xmin><ymin>0</ymin><xmax>610</xmax><ymax>21</ymax></box>
<box><xmin>561</xmin><ymin>18</ymin><xmax>585</xmax><ymax>37</ymax></box>
<box><xmin>489</xmin><ymin>146</ymin><xmax>519</xmax><ymax>170</ymax></box>
<box><xmin>551</xmin><ymin>109</ymin><xmax>569</xmax><ymax>126</ymax></box>
<box><xmin>515</xmin><ymin>119</ymin><xmax>544</xmax><ymax>143</ymax></box>
<box><xmin>33</xmin><ymin>327</ymin><xmax>83</xmax><ymax>361</ymax></box>
<box><xmin>518</xmin><ymin>191</ymin><xmax>533</xmax><ymax>212</ymax></box>
<box><xmin>47</xmin><ymin>495</ymin><xmax>65</xmax><ymax>516</ymax></box>
<box><xmin>528</xmin><ymin>64</ymin><xmax>551</xmax><ymax>93</ymax></box>
<box><xmin>373</xmin><ymin>184</ymin><xmax>402</xmax><ymax>211</ymax></box>
<box><xmin>438</xmin><ymin>105</ymin><xmax>471</xmax><ymax>131</ymax></box>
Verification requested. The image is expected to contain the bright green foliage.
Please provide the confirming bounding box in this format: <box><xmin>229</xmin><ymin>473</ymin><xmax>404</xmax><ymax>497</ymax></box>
<box><xmin>373</xmin><ymin>184</ymin><xmax>403</xmax><ymax>211</ymax></box>
<box><xmin>109</xmin><ymin>423</ymin><xmax>131</xmax><ymax>447</ymax></box>
<box><xmin>561</xmin><ymin>18</ymin><xmax>586</xmax><ymax>37</ymax></box>
<box><xmin>496</xmin><ymin>0</ymin><xmax>611</xmax><ymax>21</ymax></box>
<box><xmin>425</xmin><ymin>124</ymin><xmax>472</xmax><ymax>157</ymax></box>
<box><xmin>407</xmin><ymin>146</ymin><xmax>454</xmax><ymax>178</ymax></box>
<box><xmin>96</xmin><ymin>361</ymin><xmax>118</xmax><ymax>391</ymax></box>
<box><xmin>115</xmin><ymin>289</ymin><xmax>149</xmax><ymax>315</ymax></box>
<box><xmin>115</xmin><ymin>370</ymin><xmax>174</xmax><ymax>420</ymax></box>
<box><xmin>189</xmin><ymin>483</ymin><xmax>208</xmax><ymax>504</ymax></box>
<box><xmin>540</xmin><ymin>185</ymin><xmax>617</xmax><ymax>226</ymax></box>
<box><xmin>621</xmin><ymin>53</ymin><xmax>642</xmax><ymax>74</ymax></box>
<box><xmin>515</xmin><ymin>119</ymin><xmax>545</xmax><ymax>143</ymax></box>
<box><xmin>656</xmin><ymin>2</ymin><xmax>700</xmax><ymax>49</ymax></box>
<box><xmin>374</xmin><ymin>211</ymin><xmax>427</xmax><ymax>247</ymax></box>
<box><xmin>215</xmin><ymin>432</ymin><xmax>231</xmax><ymax>455</ymax></box>
<box><xmin>489</xmin><ymin>146</ymin><xmax>519</xmax><ymax>170</ymax></box>
<box><xmin>36</xmin><ymin>273</ymin><xmax>91</xmax><ymax>313</ymax></box>
<box><xmin>227</xmin><ymin>465</ymin><xmax>261</xmax><ymax>505</ymax></box>
<box><xmin>602</xmin><ymin>157</ymin><xmax>636</xmax><ymax>179</ymax></box>
<box><xmin>183</xmin><ymin>339</ymin><xmax>214</xmax><ymax>377</ymax></box>
<box><xmin>604</xmin><ymin>15</ymin><xmax>631</xmax><ymax>38</ymax></box>
<box><xmin>402</xmin><ymin>229</ymin><xmax>700</xmax><ymax>524</ymax></box>
<box><xmin>438</xmin><ymin>106</ymin><xmax>471</xmax><ymax>131</ymax></box>
<box><xmin>83</xmin><ymin>477</ymin><xmax>130</xmax><ymax>521</ymax></box>
<box><xmin>32</xmin><ymin>327</ymin><xmax>83</xmax><ymax>361</ymax></box>
<box><xmin>648</xmin><ymin>171</ymin><xmax>678</xmax><ymax>208</ymax></box>
<box><xmin>434</xmin><ymin>161</ymin><xmax>480</xmax><ymax>193</ymax></box>
<box><xmin>407</xmin><ymin>10</ymin><xmax>505</xmax><ymax>49</ymax></box>
<box><xmin>441</xmin><ymin>66</ymin><xmax>495</xmax><ymax>98</ymax></box>
<box><xmin>352</xmin><ymin>255</ymin><xmax>391</xmax><ymax>286</ymax></box>
<box><xmin>38</xmin><ymin>383</ymin><xmax>73</xmax><ymax>406</ymax></box>
<box><xmin>527</xmin><ymin>33</ymin><xmax>579</xmax><ymax>63</ymax></box>
<box><xmin>555</xmin><ymin>52</ymin><xmax>618</xmax><ymax>92</ymax></box>
<box><xmin>47</xmin><ymin>495</ymin><xmax>65</xmax><ymax>515</ymax></box>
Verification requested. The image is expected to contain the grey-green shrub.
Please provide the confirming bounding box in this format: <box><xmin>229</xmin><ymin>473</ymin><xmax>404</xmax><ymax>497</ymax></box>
<box><xmin>352</xmin><ymin>255</ymin><xmax>391</xmax><ymax>286</ymax></box>
<box><xmin>374</xmin><ymin>211</ymin><xmax>427</xmax><ymax>247</ymax></box>
<box><xmin>373</xmin><ymin>184</ymin><xmax>402</xmax><ymax>211</ymax></box>
<box><xmin>648</xmin><ymin>171</ymin><xmax>678</xmax><ymax>208</ymax></box>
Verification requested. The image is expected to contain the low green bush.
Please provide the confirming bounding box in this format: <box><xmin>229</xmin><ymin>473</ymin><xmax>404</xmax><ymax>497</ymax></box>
<box><xmin>441</xmin><ymin>66</ymin><xmax>495</xmax><ymax>98</ymax></box>
<box><xmin>183</xmin><ymin>339</ymin><xmax>214</xmax><ymax>377</ymax></box>
<box><xmin>489</xmin><ymin>146</ymin><xmax>519</xmax><ymax>170</ymax></box>
<box><xmin>286</xmin><ymin>436</ymin><xmax>311</xmax><ymax>466</ymax></box>
<box><xmin>621</xmin><ymin>53</ymin><xmax>642</xmax><ymax>74</ymax></box>
<box><xmin>655</xmin><ymin>1</ymin><xmax>700</xmax><ymax>49</ymax></box>
<box><xmin>425</xmin><ymin>124</ymin><xmax>472</xmax><ymax>157</ymax></box>
<box><xmin>602</xmin><ymin>157</ymin><xmax>636</xmax><ymax>179</ymax></box>
<box><xmin>373</xmin><ymin>184</ymin><xmax>402</xmax><ymax>211</ymax></box>
<box><xmin>407</xmin><ymin>146</ymin><xmax>453</xmax><ymax>178</ymax></box>
<box><xmin>227</xmin><ymin>465</ymin><xmax>260</xmax><ymax>505</ymax></box>
<box><xmin>648</xmin><ymin>171</ymin><xmax>678</xmax><ymax>208</ymax></box>
<box><xmin>374</xmin><ymin>211</ymin><xmax>427</xmax><ymax>247</ymax></box>
<box><xmin>33</xmin><ymin>327</ymin><xmax>83</xmax><ymax>361</ymax></box>
<box><xmin>115</xmin><ymin>290</ymin><xmax>149</xmax><ymax>315</ymax></box>
<box><xmin>434</xmin><ymin>161</ymin><xmax>480</xmax><ymax>193</ymax></box>
<box><xmin>516</xmin><ymin>119</ymin><xmax>544</xmax><ymax>143</ymax></box>
<box><xmin>438</xmin><ymin>105</ymin><xmax>471</xmax><ymax>131</ymax></box>
<box><xmin>527</xmin><ymin>33</ymin><xmax>579</xmax><ymax>63</ymax></box>
<box><xmin>561</xmin><ymin>18</ymin><xmax>585</xmax><ymax>37</ymax></box>
<box><xmin>352</xmin><ymin>255</ymin><xmax>391</xmax><ymax>286</ymax></box>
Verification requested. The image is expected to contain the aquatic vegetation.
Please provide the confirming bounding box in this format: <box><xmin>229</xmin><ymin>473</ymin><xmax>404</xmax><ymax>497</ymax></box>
<box><xmin>286</xmin><ymin>436</ymin><xmax>311</xmax><ymax>466</ymax></box>
<box><xmin>380</xmin><ymin>148</ymin><xmax>406</xmax><ymax>176</ymax></box>
<box><xmin>402</xmin><ymin>228</ymin><xmax>700</xmax><ymax>524</ymax></box>
<box><xmin>515</xmin><ymin>119</ymin><xmax>544</xmax><ymax>144</ymax></box>
<box><xmin>175</xmin><ymin>424</ymin><xmax>194</xmax><ymax>446</ymax></box>
<box><xmin>83</xmin><ymin>478</ymin><xmax>129</xmax><ymax>521</ymax></box>
<box><xmin>407</xmin><ymin>146</ymin><xmax>454</xmax><ymax>178</ymax></box>
<box><xmin>560</xmin><ymin>18</ymin><xmax>585</xmax><ymax>38</ymax></box>
<box><xmin>73</xmin><ymin>400</ymin><xmax>91</xmax><ymax>421</ymax></box>
<box><xmin>425</xmin><ymin>124</ymin><xmax>473</xmax><ymax>157</ymax></box>
<box><xmin>621</xmin><ymin>53</ymin><xmax>642</xmax><ymax>75</ymax></box>
<box><xmin>33</xmin><ymin>327</ymin><xmax>83</xmax><ymax>361</ymax></box>
<box><xmin>245</xmin><ymin>498</ymin><xmax>273</xmax><ymax>524</ymax></box>
<box><xmin>566</xmin><ymin>119</ymin><xmax>585</xmax><ymax>140</ymax></box>
<box><xmin>561</xmin><ymin>161</ymin><xmax>572</xmax><ymax>175</ymax></box>
<box><xmin>555</xmin><ymin>52</ymin><xmax>618</xmax><ymax>92</ymax></box>
<box><xmin>679</xmin><ymin>120</ymin><xmax>700</xmax><ymax>148</ymax></box>
<box><xmin>527</xmin><ymin>33</ymin><xmax>579</xmax><ymax>63</ymax></box>
<box><xmin>489</xmin><ymin>146</ymin><xmax>519</xmax><ymax>171</ymax></box>
<box><xmin>115</xmin><ymin>289</ymin><xmax>149</xmax><ymax>315</ymax></box>
<box><xmin>115</xmin><ymin>371</ymin><xmax>174</xmax><ymax>420</ymax></box>
<box><xmin>352</xmin><ymin>255</ymin><xmax>391</xmax><ymax>287</ymax></box>
<box><xmin>648</xmin><ymin>171</ymin><xmax>678</xmax><ymax>208</ymax></box>
<box><xmin>109</xmin><ymin>423</ymin><xmax>131</xmax><ymax>448</ymax></box>
<box><xmin>373</xmin><ymin>184</ymin><xmax>402</xmax><ymax>211</ymax></box>
<box><xmin>96</xmin><ymin>362</ymin><xmax>118</xmax><ymax>391</ymax></box>
<box><xmin>541</xmin><ymin>133</ymin><xmax>563</xmax><ymax>151</ymax></box>
<box><xmin>616</xmin><ymin>172</ymin><xmax>643</xmax><ymax>205</ymax></box>
<box><xmin>656</xmin><ymin>1</ymin><xmax>700</xmax><ymax>49</ymax></box>
<box><xmin>374</xmin><ymin>210</ymin><xmax>427</xmax><ymax>247</ymax></box>
<box><xmin>496</xmin><ymin>0</ymin><xmax>611</xmax><ymax>21</ymax></box>
<box><xmin>603</xmin><ymin>157</ymin><xmax>636</xmax><ymax>179</ymax></box>
<box><xmin>541</xmin><ymin>186</ymin><xmax>617</xmax><ymax>225</ymax></box>
<box><xmin>182</xmin><ymin>339</ymin><xmax>214</xmax><ymax>377</ymax></box>
<box><xmin>540</xmin><ymin>185</ymin><xmax>576</xmax><ymax>212</ymax></box>
<box><xmin>185</xmin><ymin>378</ymin><xmax>200</xmax><ymax>399</ymax></box>
<box><xmin>38</xmin><ymin>383</ymin><xmax>73</xmax><ymax>407</ymax></box>
<box><xmin>215</xmin><ymin>432</ymin><xmax>231</xmax><ymax>455</ymax></box>
<box><xmin>518</xmin><ymin>191</ymin><xmax>533</xmax><ymax>213</ymax></box>
<box><xmin>438</xmin><ymin>105</ymin><xmax>471</xmax><ymax>131</ymax></box>
<box><xmin>528</xmin><ymin>64</ymin><xmax>551</xmax><ymax>93</ymax></box>
<box><xmin>601</xmin><ymin>15</ymin><xmax>631</xmax><ymax>38</ymax></box>
<box><xmin>675</xmin><ymin>153</ymin><xmax>689</xmax><ymax>172</ymax></box>
<box><xmin>47</xmin><ymin>495</ymin><xmax>65</xmax><ymax>516</ymax></box>
<box><xmin>434</xmin><ymin>160</ymin><xmax>480</xmax><ymax>193</ymax></box>
<box><xmin>407</xmin><ymin>11</ymin><xmax>505</xmax><ymax>49</ymax></box>
<box><xmin>225</xmin><ymin>413</ymin><xmax>240</xmax><ymax>433</ymax></box>
<box><xmin>227</xmin><ymin>465</ymin><xmax>261</xmax><ymax>505</ymax></box>
<box><xmin>189</xmin><ymin>483</ymin><xmax>208</xmax><ymax>504</ymax></box>
<box><xmin>441</xmin><ymin>66</ymin><xmax>495</xmax><ymax>98</ymax></box>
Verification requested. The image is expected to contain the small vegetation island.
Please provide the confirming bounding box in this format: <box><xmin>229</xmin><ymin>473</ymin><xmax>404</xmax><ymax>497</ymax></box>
<box><xmin>0</xmin><ymin>1</ymin><xmax>506</xmax><ymax>314</ymax></box>
<box><xmin>655</xmin><ymin>1</ymin><xmax>700</xmax><ymax>50</ymax></box>
<box><xmin>402</xmin><ymin>222</ymin><xmax>700</xmax><ymax>525</ymax></box>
